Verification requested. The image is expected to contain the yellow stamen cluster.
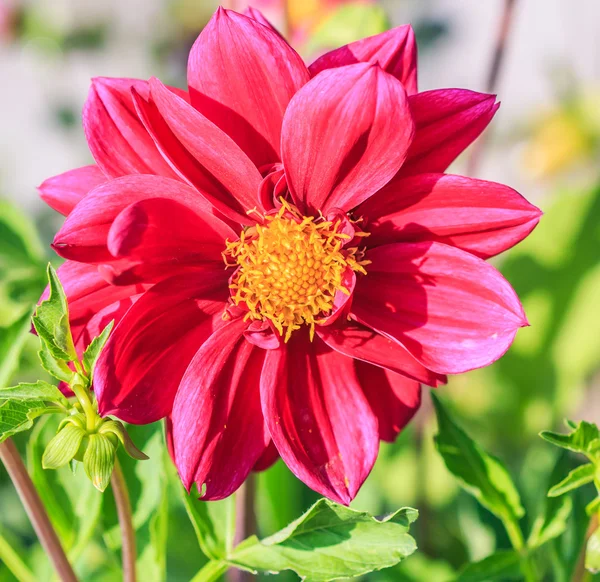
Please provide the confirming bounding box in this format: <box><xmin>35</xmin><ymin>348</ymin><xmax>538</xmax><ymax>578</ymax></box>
<box><xmin>223</xmin><ymin>202</ymin><xmax>369</xmax><ymax>342</ymax></box>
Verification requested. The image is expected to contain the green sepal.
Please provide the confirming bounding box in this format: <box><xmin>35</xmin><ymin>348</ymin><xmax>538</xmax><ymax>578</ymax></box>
<box><xmin>98</xmin><ymin>419</ymin><xmax>149</xmax><ymax>460</ymax></box>
<box><xmin>0</xmin><ymin>380</ymin><xmax>68</xmax><ymax>407</ymax></box>
<box><xmin>42</xmin><ymin>423</ymin><xmax>87</xmax><ymax>469</ymax></box>
<box><xmin>82</xmin><ymin>320</ymin><xmax>113</xmax><ymax>379</ymax></box>
<box><xmin>83</xmin><ymin>433</ymin><xmax>116</xmax><ymax>492</ymax></box>
<box><xmin>548</xmin><ymin>463</ymin><xmax>595</xmax><ymax>497</ymax></box>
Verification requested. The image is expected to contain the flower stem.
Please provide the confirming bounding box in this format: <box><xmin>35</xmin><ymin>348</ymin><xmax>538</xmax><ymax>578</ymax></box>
<box><xmin>501</xmin><ymin>514</ymin><xmax>536</xmax><ymax>582</ymax></box>
<box><xmin>228</xmin><ymin>474</ymin><xmax>257</xmax><ymax>582</ymax></box>
<box><xmin>0</xmin><ymin>439</ymin><xmax>78</xmax><ymax>582</ymax></box>
<box><xmin>111</xmin><ymin>457</ymin><xmax>136</xmax><ymax>582</ymax></box>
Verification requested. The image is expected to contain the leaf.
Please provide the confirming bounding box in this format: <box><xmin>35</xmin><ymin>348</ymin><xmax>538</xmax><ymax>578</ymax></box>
<box><xmin>0</xmin><ymin>199</ymin><xmax>44</xmax><ymax>266</ymax></box>
<box><xmin>0</xmin><ymin>399</ymin><xmax>55</xmax><ymax>443</ymax></box>
<box><xmin>0</xmin><ymin>309</ymin><xmax>33</xmax><ymax>388</ymax></box>
<box><xmin>431</xmin><ymin>393</ymin><xmax>524</xmax><ymax>522</ymax></box>
<box><xmin>42</xmin><ymin>424</ymin><xmax>86</xmax><ymax>469</ymax></box>
<box><xmin>586</xmin><ymin>526</ymin><xmax>600</xmax><ymax>573</ymax></box>
<box><xmin>528</xmin><ymin>493</ymin><xmax>572</xmax><ymax>549</ymax></box>
<box><xmin>38</xmin><ymin>343</ymin><xmax>73</xmax><ymax>383</ymax></box>
<box><xmin>455</xmin><ymin>550</ymin><xmax>522</xmax><ymax>581</ymax></box>
<box><xmin>229</xmin><ymin>499</ymin><xmax>418</xmax><ymax>581</ymax></box>
<box><xmin>83</xmin><ymin>433</ymin><xmax>116</xmax><ymax>492</ymax></box>
<box><xmin>69</xmin><ymin>477</ymin><xmax>104</xmax><ymax>563</ymax></box>
<box><xmin>190</xmin><ymin>560</ymin><xmax>228</xmax><ymax>582</ymax></box>
<box><xmin>32</xmin><ymin>264</ymin><xmax>76</xmax><ymax>362</ymax></box>
<box><xmin>548</xmin><ymin>464</ymin><xmax>595</xmax><ymax>497</ymax></box>
<box><xmin>0</xmin><ymin>380</ymin><xmax>68</xmax><ymax>407</ymax></box>
<box><xmin>540</xmin><ymin>421</ymin><xmax>600</xmax><ymax>457</ymax></box>
<box><xmin>82</xmin><ymin>320</ymin><xmax>113</xmax><ymax>379</ymax></box>
<box><xmin>586</xmin><ymin>497</ymin><xmax>600</xmax><ymax>517</ymax></box>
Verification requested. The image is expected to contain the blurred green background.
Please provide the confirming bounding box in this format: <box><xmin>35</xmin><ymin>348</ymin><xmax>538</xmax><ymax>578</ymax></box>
<box><xmin>1</xmin><ymin>0</ymin><xmax>600</xmax><ymax>580</ymax></box>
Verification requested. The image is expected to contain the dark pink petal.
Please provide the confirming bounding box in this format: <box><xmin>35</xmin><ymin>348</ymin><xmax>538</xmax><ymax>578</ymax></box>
<box><xmin>317</xmin><ymin>321</ymin><xmax>446</xmax><ymax>387</ymax></box>
<box><xmin>243</xmin><ymin>6</ymin><xmax>282</xmax><ymax>37</ymax></box>
<box><xmin>399</xmin><ymin>89</ymin><xmax>499</xmax><ymax>176</ymax></box>
<box><xmin>352</xmin><ymin>242</ymin><xmax>528</xmax><ymax>374</ymax></box>
<box><xmin>132</xmin><ymin>78</ymin><xmax>263</xmax><ymax>224</ymax></box>
<box><xmin>95</xmin><ymin>270</ymin><xmax>230</xmax><ymax>424</ymax></box>
<box><xmin>52</xmin><ymin>175</ymin><xmax>228</xmax><ymax>263</ymax></box>
<box><xmin>309</xmin><ymin>25</ymin><xmax>418</xmax><ymax>94</ymax></box>
<box><xmin>261</xmin><ymin>333</ymin><xmax>379</xmax><ymax>504</ymax></box>
<box><xmin>38</xmin><ymin>165</ymin><xmax>106</xmax><ymax>216</ymax></box>
<box><xmin>171</xmin><ymin>317</ymin><xmax>269</xmax><ymax>499</ymax></box>
<box><xmin>188</xmin><ymin>8</ymin><xmax>309</xmax><ymax>167</ymax></box>
<box><xmin>282</xmin><ymin>63</ymin><xmax>414</xmax><ymax>214</ymax></box>
<box><xmin>355</xmin><ymin>361</ymin><xmax>421</xmax><ymax>442</ymax></box>
<box><xmin>360</xmin><ymin>173</ymin><xmax>542</xmax><ymax>258</ymax></box>
<box><xmin>253</xmin><ymin>440</ymin><xmax>279</xmax><ymax>472</ymax></box>
<box><xmin>83</xmin><ymin>77</ymin><xmax>181</xmax><ymax>178</ymax></box>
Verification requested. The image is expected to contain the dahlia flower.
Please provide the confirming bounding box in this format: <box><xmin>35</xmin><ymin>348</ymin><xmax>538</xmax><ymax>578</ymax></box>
<box><xmin>39</xmin><ymin>7</ymin><xmax>541</xmax><ymax>504</ymax></box>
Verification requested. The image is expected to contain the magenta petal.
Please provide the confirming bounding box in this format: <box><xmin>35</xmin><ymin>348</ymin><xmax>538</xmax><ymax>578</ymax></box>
<box><xmin>261</xmin><ymin>333</ymin><xmax>379</xmax><ymax>504</ymax></box>
<box><xmin>171</xmin><ymin>318</ymin><xmax>269</xmax><ymax>499</ymax></box>
<box><xmin>95</xmin><ymin>270</ymin><xmax>229</xmax><ymax>424</ymax></box>
<box><xmin>253</xmin><ymin>440</ymin><xmax>279</xmax><ymax>472</ymax></box>
<box><xmin>282</xmin><ymin>63</ymin><xmax>414</xmax><ymax>214</ymax></box>
<box><xmin>309</xmin><ymin>25</ymin><xmax>418</xmax><ymax>94</ymax></box>
<box><xmin>317</xmin><ymin>321</ymin><xmax>446</xmax><ymax>387</ymax></box>
<box><xmin>359</xmin><ymin>173</ymin><xmax>542</xmax><ymax>258</ymax></box>
<box><xmin>355</xmin><ymin>361</ymin><xmax>421</xmax><ymax>442</ymax></box>
<box><xmin>188</xmin><ymin>8</ymin><xmax>309</xmax><ymax>167</ymax></box>
<box><xmin>400</xmin><ymin>89</ymin><xmax>499</xmax><ymax>176</ymax></box>
<box><xmin>353</xmin><ymin>242</ymin><xmax>528</xmax><ymax>374</ymax></box>
<box><xmin>38</xmin><ymin>165</ymin><xmax>106</xmax><ymax>216</ymax></box>
<box><xmin>243</xmin><ymin>6</ymin><xmax>282</xmax><ymax>37</ymax></box>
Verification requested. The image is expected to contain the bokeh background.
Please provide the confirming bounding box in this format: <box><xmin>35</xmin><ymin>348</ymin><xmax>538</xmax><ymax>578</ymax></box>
<box><xmin>1</xmin><ymin>0</ymin><xmax>600</xmax><ymax>580</ymax></box>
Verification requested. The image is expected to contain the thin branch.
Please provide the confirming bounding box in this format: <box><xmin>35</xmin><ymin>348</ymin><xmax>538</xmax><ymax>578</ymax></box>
<box><xmin>228</xmin><ymin>474</ymin><xmax>257</xmax><ymax>582</ymax></box>
<box><xmin>111</xmin><ymin>458</ymin><xmax>136</xmax><ymax>582</ymax></box>
<box><xmin>0</xmin><ymin>439</ymin><xmax>78</xmax><ymax>582</ymax></box>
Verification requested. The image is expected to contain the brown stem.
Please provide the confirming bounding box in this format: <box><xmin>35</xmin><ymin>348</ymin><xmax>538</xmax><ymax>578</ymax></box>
<box><xmin>572</xmin><ymin>512</ymin><xmax>598</xmax><ymax>582</ymax></box>
<box><xmin>0</xmin><ymin>439</ymin><xmax>78</xmax><ymax>582</ymax></box>
<box><xmin>467</xmin><ymin>0</ymin><xmax>518</xmax><ymax>177</ymax></box>
<box><xmin>111</xmin><ymin>458</ymin><xmax>136</xmax><ymax>582</ymax></box>
<box><xmin>228</xmin><ymin>474</ymin><xmax>257</xmax><ymax>582</ymax></box>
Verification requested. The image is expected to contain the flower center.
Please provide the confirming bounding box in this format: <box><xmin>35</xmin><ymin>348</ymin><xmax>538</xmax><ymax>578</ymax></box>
<box><xmin>223</xmin><ymin>201</ymin><xmax>368</xmax><ymax>342</ymax></box>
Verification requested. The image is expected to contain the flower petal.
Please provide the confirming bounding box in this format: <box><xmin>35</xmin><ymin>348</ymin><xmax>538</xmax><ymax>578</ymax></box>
<box><xmin>282</xmin><ymin>63</ymin><xmax>414</xmax><ymax>214</ymax></box>
<box><xmin>360</xmin><ymin>173</ymin><xmax>542</xmax><ymax>258</ymax></box>
<box><xmin>188</xmin><ymin>8</ymin><xmax>309</xmax><ymax>167</ymax></box>
<box><xmin>355</xmin><ymin>361</ymin><xmax>421</xmax><ymax>442</ymax></box>
<box><xmin>400</xmin><ymin>89</ymin><xmax>499</xmax><ymax>176</ymax></box>
<box><xmin>317</xmin><ymin>321</ymin><xmax>445</xmax><ymax>387</ymax></box>
<box><xmin>52</xmin><ymin>175</ymin><xmax>227</xmax><ymax>263</ymax></box>
<box><xmin>171</xmin><ymin>317</ymin><xmax>269</xmax><ymax>499</ymax></box>
<box><xmin>352</xmin><ymin>242</ymin><xmax>528</xmax><ymax>374</ymax></box>
<box><xmin>132</xmin><ymin>78</ymin><xmax>264</xmax><ymax>224</ymax></box>
<box><xmin>38</xmin><ymin>165</ymin><xmax>106</xmax><ymax>216</ymax></box>
<box><xmin>253</xmin><ymin>440</ymin><xmax>279</xmax><ymax>472</ymax></box>
<box><xmin>261</xmin><ymin>332</ymin><xmax>379</xmax><ymax>504</ymax></box>
<box><xmin>95</xmin><ymin>270</ymin><xmax>229</xmax><ymax>424</ymax></box>
<box><xmin>243</xmin><ymin>6</ymin><xmax>282</xmax><ymax>37</ymax></box>
<box><xmin>83</xmin><ymin>77</ymin><xmax>182</xmax><ymax>178</ymax></box>
<box><xmin>309</xmin><ymin>25</ymin><xmax>418</xmax><ymax>94</ymax></box>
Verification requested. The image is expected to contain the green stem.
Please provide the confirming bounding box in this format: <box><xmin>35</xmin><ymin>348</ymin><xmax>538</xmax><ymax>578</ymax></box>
<box><xmin>191</xmin><ymin>560</ymin><xmax>229</xmax><ymax>582</ymax></box>
<box><xmin>501</xmin><ymin>515</ymin><xmax>536</xmax><ymax>582</ymax></box>
<box><xmin>69</xmin><ymin>380</ymin><xmax>96</xmax><ymax>432</ymax></box>
<box><xmin>0</xmin><ymin>530</ymin><xmax>35</xmax><ymax>582</ymax></box>
<box><xmin>227</xmin><ymin>475</ymin><xmax>256</xmax><ymax>582</ymax></box>
<box><xmin>111</xmin><ymin>458</ymin><xmax>136</xmax><ymax>582</ymax></box>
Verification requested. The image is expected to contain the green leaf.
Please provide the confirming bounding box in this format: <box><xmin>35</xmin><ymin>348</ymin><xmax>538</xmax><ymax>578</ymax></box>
<box><xmin>32</xmin><ymin>264</ymin><xmax>76</xmax><ymax>362</ymax></box>
<box><xmin>528</xmin><ymin>493</ymin><xmax>572</xmax><ymax>549</ymax></box>
<box><xmin>0</xmin><ymin>399</ymin><xmax>55</xmax><ymax>443</ymax></box>
<box><xmin>586</xmin><ymin>526</ymin><xmax>600</xmax><ymax>573</ymax></box>
<box><xmin>0</xmin><ymin>199</ymin><xmax>44</xmax><ymax>266</ymax></box>
<box><xmin>191</xmin><ymin>560</ymin><xmax>228</xmax><ymax>582</ymax></box>
<box><xmin>548</xmin><ymin>463</ymin><xmax>595</xmax><ymax>497</ymax></box>
<box><xmin>586</xmin><ymin>497</ymin><xmax>600</xmax><ymax>517</ymax></box>
<box><xmin>38</xmin><ymin>343</ymin><xmax>73</xmax><ymax>383</ymax></box>
<box><xmin>431</xmin><ymin>392</ymin><xmax>524</xmax><ymax>522</ymax></box>
<box><xmin>540</xmin><ymin>421</ymin><xmax>600</xmax><ymax>457</ymax></box>
<box><xmin>0</xmin><ymin>309</ymin><xmax>33</xmax><ymax>388</ymax></box>
<box><xmin>455</xmin><ymin>550</ymin><xmax>522</xmax><ymax>581</ymax></box>
<box><xmin>229</xmin><ymin>500</ymin><xmax>418</xmax><ymax>581</ymax></box>
<box><xmin>42</xmin><ymin>423</ymin><xmax>86</xmax><ymax>469</ymax></box>
<box><xmin>83</xmin><ymin>433</ymin><xmax>116</xmax><ymax>492</ymax></box>
<box><xmin>82</xmin><ymin>320</ymin><xmax>113</xmax><ymax>379</ymax></box>
<box><xmin>0</xmin><ymin>380</ymin><xmax>68</xmax><ymax>407</ymax></box>
<box><xmin>98</xmin><ymin>420</ymin><xmax>149</xmax><ymax>460</ymax></box>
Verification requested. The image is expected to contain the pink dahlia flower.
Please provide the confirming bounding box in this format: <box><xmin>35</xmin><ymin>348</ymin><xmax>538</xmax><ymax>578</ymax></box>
<box><xmin>39</xmin><ymin>7</ymin><xmax>541</xmax><ymax>504</ymax></box>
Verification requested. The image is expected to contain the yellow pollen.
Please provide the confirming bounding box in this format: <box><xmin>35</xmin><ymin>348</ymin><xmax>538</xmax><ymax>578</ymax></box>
<box><xmin>223</xmin><ymin>201</ymin><xmax>369</xmax><ymax>342</ymax></box>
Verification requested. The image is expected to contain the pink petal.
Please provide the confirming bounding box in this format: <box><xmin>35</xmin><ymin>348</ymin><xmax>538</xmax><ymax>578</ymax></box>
<box><xmin>400</xmin><ymin>89</ymin><xmax>499</xmax><ymax>176</ymax></box>
<box><xmin>261</xmin><ymin>332</ymin><xmax>379</xmax><ymax>504</ymax></box>
<box><xmin>52</xmin><ymin>175</ymin><xmax>228</xmax><ymax>263</ymax></box>
<box><xmin>317</xmin><ymin>321</ymin><xmax>445</xmax><ymax>387</ymax></box>
<box><xmin>352</xmin><ymin>242</ymin><xmax>528</xmax><ymax>374</ymax></box>
<box><xmin>38</xmin><ymin>165</ymin><xmax>106</xmax><ymax>216</ymax></box>
<box><xmin>171</xmin><ymin>317</ymin><xmax>269</xmax><ymax>499</ymax></box>
<box><xmin>243</xmin><ymin>6</ymin><xmax>282</xmax><ymax>37</ymax></box>
<box><xmin>188</xmin><ymin>8</ymin><xmax>309</xmax><ymax>167</ymax></box>
<box><xmin>132</xmin><ymin>78</ymin><xmax>263</xmax><ymax>224</ymax></box>
<box><xmin>309</xmin><ymin>25</ymin><xmax>418</xmax><ymax>94</ymax></box>
<box><xmin>281</xmin><ymin>63</ymin><xmax>414</xmax><ymax>214</ymax></box>
<box><xmin>253</xmin><ymin>440</ymin><xmax>279</xmax><ymax>472</ymax></box>
<box><xmin>95</xmin><ymin>270</ymin><xmax>230</xmax><ymax>424</ymax></box>
<box><xmin>83</xmin><ymin>77</ymin><xmax>183</xmax><ymax>179</ymax></box>
<box><xmin>355</xmin><ymin>361</ymin><xmax>421</xmax><ymax>442</ymax></box>
<box><xmin>359</xmin><ymin>173</ymin><xmax>542</xmax><ymax>258</ymax></box>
